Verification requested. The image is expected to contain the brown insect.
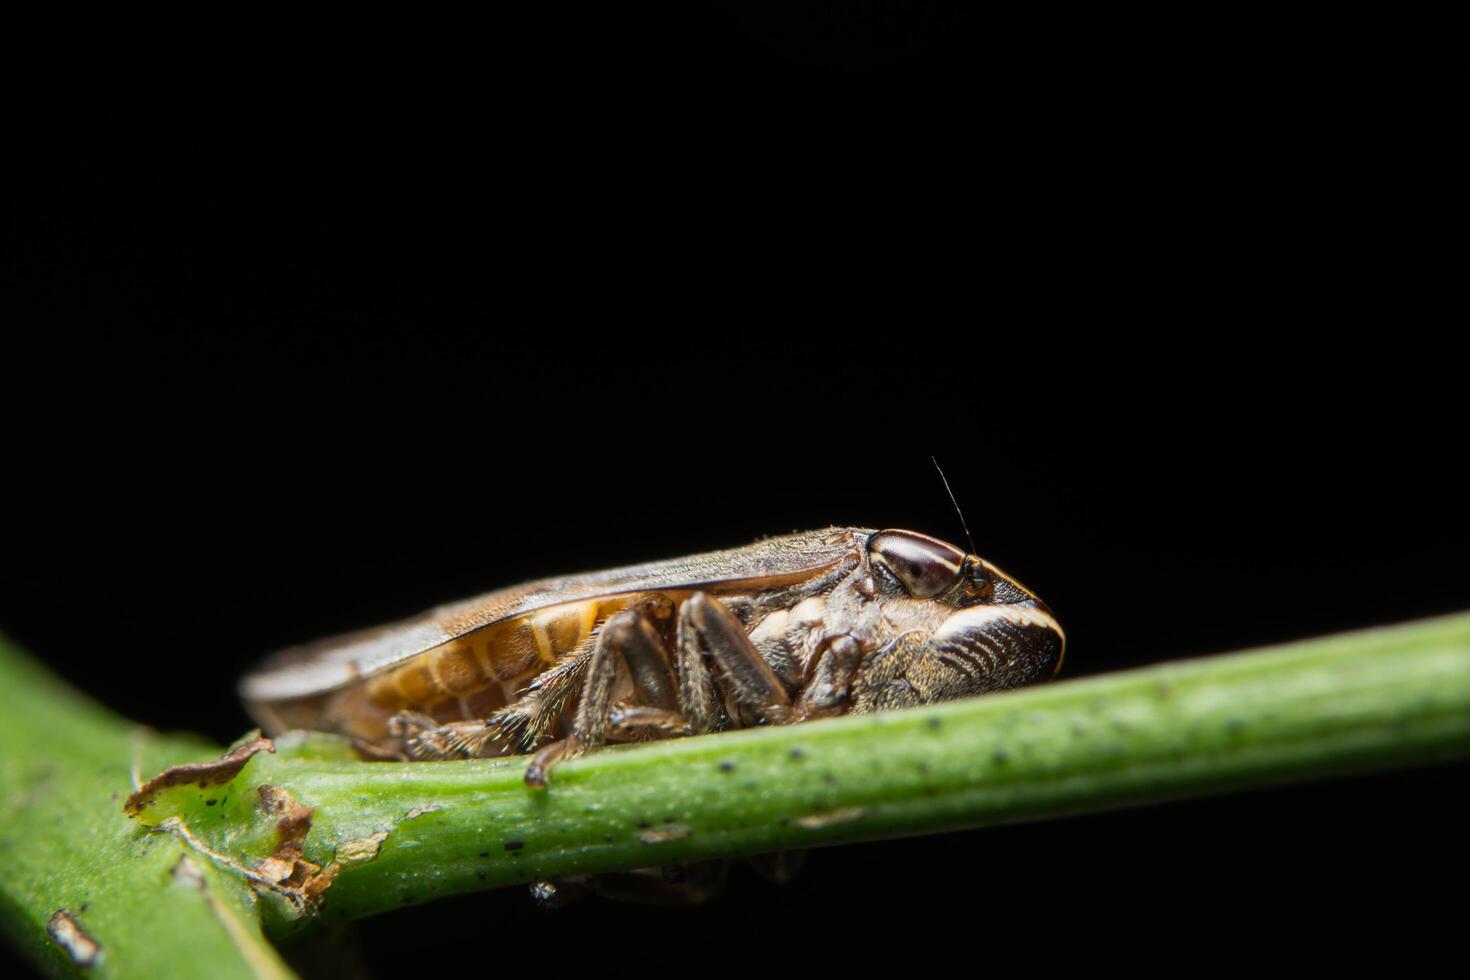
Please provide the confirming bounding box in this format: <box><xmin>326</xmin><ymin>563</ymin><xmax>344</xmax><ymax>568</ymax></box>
<box><xmin>241</xmin><ymin>528</ymin><xmax>1064</xmax><ymax>788</ymax></box>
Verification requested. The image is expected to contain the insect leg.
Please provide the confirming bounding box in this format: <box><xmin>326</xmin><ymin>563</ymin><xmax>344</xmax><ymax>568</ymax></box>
<box><xmin>608</xmin><ymin>704</ymin><xmax>692</xmax><ymax>739</ymax></box>
<box><xmin>400</xmin><ymin>636</ymin><xmax>605</xmax><ymax>763</ymax></box>
<box><xmin>616</xmin><ymin>613</ymin><xmax>681</xmax><ymax>712</ymax></box>
<box><xmin>388</xmin><ymin>712</ymin><xmax>506</xmax><ymax>760</ymax></box>
<box><xmin>795</xmin><ymin>634</ymin><xmax>864</xmax><ymax>719</ymax></box>
<box><xmin>574</xmin><ymin>610</ymin><xmax>672</xmax><ymax>748</ymax></box>
<box><xmin>678</xmin><ymin>591</ymin><xmax>795</xmax><ymax>724</ymax></box>
<box><xmin>486</xmin><ymin>644</ymin><xmax>595</xmax><ymax>751</ymax></box>
<box><xmin>524</xmin><ymin>738</ymin><xmax>578</xmax><ymax>788</ymax></box>
<box><xmin>352</xmin><ymin>738</ymin><xmax>409</xmax><ymax>762</ymax></box>
<box><xmin>674</xmin><ymin>600</ymin><xmax>723</xmax><ymax>734</ymax></box>
<box><xmin>525</xmin><ymin>609</ymin><xmax>680</xmax><ymax>788</ymax></box>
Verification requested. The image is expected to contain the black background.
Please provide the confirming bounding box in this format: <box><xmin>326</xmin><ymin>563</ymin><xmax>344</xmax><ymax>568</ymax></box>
<box><xmin>5</xmin><ymin>4</ymin><xmax>1464</xmax><ymax>977</ymax></box>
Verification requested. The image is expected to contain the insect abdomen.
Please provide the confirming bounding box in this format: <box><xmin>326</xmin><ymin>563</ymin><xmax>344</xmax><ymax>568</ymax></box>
<box><xmin>364</xmin><ymin>597</ymin><xmax>617</xmax><ymax>719</ymax></box>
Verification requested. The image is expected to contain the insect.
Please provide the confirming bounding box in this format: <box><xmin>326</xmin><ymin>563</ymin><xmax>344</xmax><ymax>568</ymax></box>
<box><xmin>241</xmin><ymin>528</ymin><xmax>1064</xmax><ymax>787</ymax></box>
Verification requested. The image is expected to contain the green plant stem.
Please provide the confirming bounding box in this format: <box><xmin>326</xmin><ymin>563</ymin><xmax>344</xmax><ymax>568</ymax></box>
<box><xmin>258</xmin><ymin>611</ymin><xmax>1470</xmax><ymax>923</ymax></box>
<box><xmin>4</xmin><ymin>613</ymin><xmax>1470</xmax><ymax>973</ymax></box>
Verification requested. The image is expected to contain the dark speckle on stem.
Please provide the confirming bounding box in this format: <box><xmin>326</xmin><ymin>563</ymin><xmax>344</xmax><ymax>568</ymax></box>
<box><xmin>504</xmin><ymin>840</ymin><xmax>524</xmax><ymax>852</ymax></box>
<box><xmin>927</xmin><ymin>717</ymin><xmax>942</xmax><ymax>731</ymax></box>
<box><xmin>789</xmin><ymin>748</ymin><xmax>806</xmax><ymax>761</ymax></box>
<box><xmin>718</xmin><ymin>760</ymin><xmax>736</xmax><ymax>773</ymax></box>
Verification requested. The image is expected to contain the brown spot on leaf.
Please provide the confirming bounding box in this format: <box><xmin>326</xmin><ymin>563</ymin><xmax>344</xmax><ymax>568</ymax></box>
<box><xmin>250</xmin><ymin>784</ymin><xmax>340</xmax><ymax>910</ymax></box>
<box><xmin>302</xmin><ymin>863</ymin><xmax>340</xmax><ymax>907</ymax></box>
<box><xmin>791</xmin><ymin>806</ymin><xmax>869</xmax><ymax>829</ymax></box>
<box><xmin>637</xmin><ymin>824</ymin><xmax>692</xmax><ymax>844</ymax></box>
<box><xmin>258</xmin><ymin>784</ymin><xmax>314</xmax><ymax>848</ymax></box>
<box><xmin>254</xmin><ymin>854</ymin><xmax>300</xmax><ymax>888</ymax></box>
<box><xmin>253</xmin><ymin>786</ymin><xmax>319</xmax><ymax>888</ymax></box>
<box><xmin>334</xmin><ymin>831</ymin><xmax>390</xmax><ymax>866</ymax></box>
<box><xmin>124</xmin><ymin>737</ymin><xmax>274</xmax><ymax>816</ymax></box>
<box><xmin>47</xmin><ymin>910</ymin><xmax>100</xmax><ymax>967</ymax></box>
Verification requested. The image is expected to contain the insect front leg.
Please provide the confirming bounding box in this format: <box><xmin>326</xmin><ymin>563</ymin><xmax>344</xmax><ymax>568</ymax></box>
<box><xmin>795</xmin><ymin>634</ymin><xmax>864</xmax><ymax>719</ymax></box>
<box><xmin>524</xmin><ymin>608</ymin><xmax>687</xmax><ymax>787</ymax></box>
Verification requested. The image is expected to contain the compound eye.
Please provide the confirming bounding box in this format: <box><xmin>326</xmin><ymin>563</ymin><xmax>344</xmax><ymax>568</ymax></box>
<box><xmin>868</xmin><ymin>530</ymin><xmax>967</xmax><ymax>598</ymax></box>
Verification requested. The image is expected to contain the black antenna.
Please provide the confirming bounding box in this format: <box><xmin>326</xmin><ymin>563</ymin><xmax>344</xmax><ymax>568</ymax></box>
<box><xmin>932</xmin><ymin>456</ymin><xmax>978</xmax><ymax>556</ymax></box>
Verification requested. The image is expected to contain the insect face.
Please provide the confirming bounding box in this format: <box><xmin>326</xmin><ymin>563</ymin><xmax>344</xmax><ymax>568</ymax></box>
<box><xmin>848</xmin><ymin>530</ymin><xmax>1065</xmax><ymax>713</ymax></box>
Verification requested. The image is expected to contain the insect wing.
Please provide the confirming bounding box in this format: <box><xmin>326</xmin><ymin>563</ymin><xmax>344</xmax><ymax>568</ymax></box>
<box><xmin>240</xmin><ymin>528</ymin><xmax>863</xmax><ymax>703</ymax></box>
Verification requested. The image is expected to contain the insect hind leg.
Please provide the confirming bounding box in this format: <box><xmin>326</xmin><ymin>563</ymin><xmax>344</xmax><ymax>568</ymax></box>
<box><xmin>381</xmin><ymin>639</ymin><xmax>600</xmax><ymax>762</ymax></box>
<box><xmin>525</xmin><ymin>607</ymin><xmax>683</xmax><ymax>788</ymax></box>
<box><xmin>484</xmin><ymin>642</ymin><xmax>596</xmax><ymax>752</ymax></box>
<box><xmin>388</xmin><ymin>712</ymin><xmax>505</xmax><ymax>760</ymax></box>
